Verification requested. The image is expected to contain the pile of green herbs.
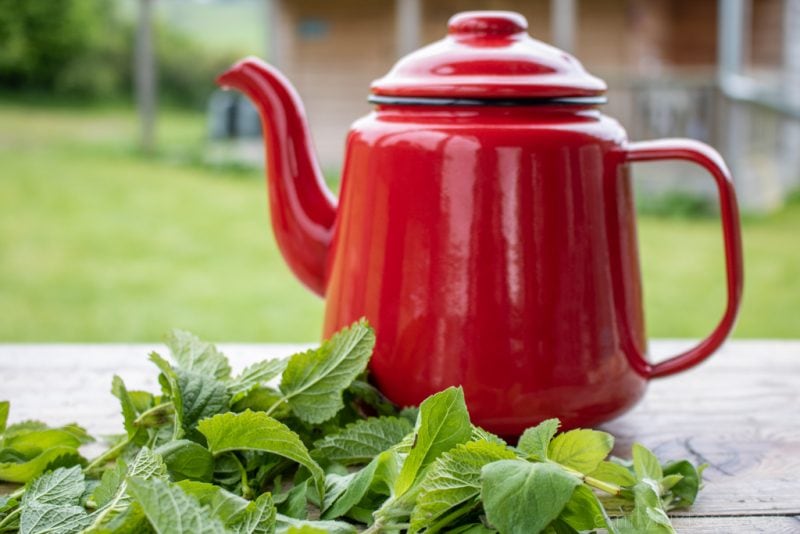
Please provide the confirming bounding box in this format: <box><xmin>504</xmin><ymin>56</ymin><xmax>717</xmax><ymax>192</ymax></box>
<box><xmin>0</xmin><ymin>320</ymin><xmax>704</xmax><ymax>533</ymax></box>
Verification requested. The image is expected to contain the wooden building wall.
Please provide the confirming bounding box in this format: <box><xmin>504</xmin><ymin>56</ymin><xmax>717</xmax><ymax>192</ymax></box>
<box><xmin>272</xmin><ymin>0</ymin><xmax>784</xmax><ymax>169</ymax></box>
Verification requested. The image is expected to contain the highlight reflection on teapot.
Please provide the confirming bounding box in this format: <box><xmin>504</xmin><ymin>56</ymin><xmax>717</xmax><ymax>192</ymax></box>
<box><xmin>217</xmin><ymin>11</ymin><xmax>743</xmax><ymax>436</ymax></box>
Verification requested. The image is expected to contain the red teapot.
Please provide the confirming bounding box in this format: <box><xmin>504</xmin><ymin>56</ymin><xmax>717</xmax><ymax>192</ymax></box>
<box><xmin>217</xmin><ymin>11</ymin><xmax>743</xmax><ymax>436</ymax></box>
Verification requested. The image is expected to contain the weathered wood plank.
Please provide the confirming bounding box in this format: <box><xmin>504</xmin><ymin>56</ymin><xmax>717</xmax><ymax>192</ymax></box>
<box><xmin>1</xmin><ymin>340</ymin><xmax>799</xmax><ymax>523</ymax></box>
<box><xmin>671</xmin><ymin>515</ymin><xmax>800</xmax><ymax>532</ymax></box>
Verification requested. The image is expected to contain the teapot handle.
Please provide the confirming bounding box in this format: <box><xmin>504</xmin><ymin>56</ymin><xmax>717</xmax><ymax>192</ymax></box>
<box><xmin>624</xmin><ymin>139</ymin><xmax>744</xmax><ymax>379</ymax></box>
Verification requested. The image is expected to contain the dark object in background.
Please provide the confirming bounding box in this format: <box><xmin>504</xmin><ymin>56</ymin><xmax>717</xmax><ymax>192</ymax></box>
<box><xmin>208</xmin><ymin>91</ymin><xmax>261</xmax><ymax>140</ymax></box>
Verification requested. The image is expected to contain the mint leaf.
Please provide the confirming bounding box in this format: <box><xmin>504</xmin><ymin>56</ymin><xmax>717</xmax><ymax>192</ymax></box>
<box><xmin>176</xmin><ymin>371</ymin><xmax>230</xmax><ymax>437</ymax></box>
<box><xmin>614</xmin><ymin>481</ymin><xmax>675</xmax><ymax>534</ymax></box>
<box><xmin>228</xmin><ymin>492</ymin><xmax>276</xmax><ymax>534</ymax></box>
<box><xmin>198</xmin><ymin>410</ymin><xmax>325</xmax><ymax>499</ymax></box>
<box><xmin>548</xmin><ymin>429</ymin><xmax>614</xmax><ymax>473</ymax></box>
<box><xmin>588</xmin><ymin>460</ymin><xmax>636</xmax><ymax>487</ymax></box>
<box><xmin>22</xmin><ymin>466</ymin><xmax>85</xmax><ymax>506</ymax></box>
<box><xmin>632</xmin><ymin>443</ymin><xmax>663</xmax><ymax>481</ymax></box>
<box><xmin>85</xmin><ymin>447</ymin><xmax>168</xmax><ymax>530</ymax></box>
<box><xmin>150</xmin><ymin>352</ymin><xmax>184</xmax><ymax>437</ymax></box>
<box><xmin>5</xmin><ymin>428</ymin><xmax>84</xmax><ymax>456</ymax></box>
<box><xmin>320</xmin><ymin>456</ymin><xmax>379</xmax><ymax>519</ymax></box>
<box><xmin>558</xmin><ymin>484</ymin><xmax>617</xmax><ymax>533</ymax></box>
<box><xmin>228</xmin><ymin>358</ymin><xmax>288</xmax><ymax>404</ymax></box>
<box><xmin>276</xmin><ymin>480</ymin><xmax>308</xmax><ymax>520</ymax></box>
<box><xmin>156</xmin><ymin>439</ymin><xmax>214</xmax><ymax>482</ymax></box>
<box><xmin>481</xmin><ymin>460</ymin><xmax>580</xmax><ymax>534</ymax></box>
<box><xmin>662</xmin><ymin>460</ymin><xmax>703</xmax><ymax>508</ymax></box>
<box><xmin>127</xmin><ymin>477</ymin><xmax>228</xmax><ymax>534</ymax></box>
<box><xmin>275</xmin><ymin>514</ymin><xmax>356</xmax><ymax>534</ymax></box>
<box><xmin>176</xmin><ymin>480</ymin><xmax>249</xmax><ymax>522</ymax></box>
<box><xmin>517</xmin><ymin>419</ymin><xmax>560</xmax><ymax>460</ymax></box>
<box><xmin>111</xmin><ymin>376</ymin><xmax>148</xmax><ymax>445</ymax></box>
<box><xmin>0</xmin><ymin>447</ymin><xmax>83</xmax><ymax>483</ymax></box>
<box><xmin>470</xmin><ymin>426</ymin><xmax>506</xmax><ymax>447</ymax></box>
<box><xmin>312</xmin><ymin>416</ymin><xmax>413</xmax><ymax>466</ymax></box>
<box><xmin>166</xmin><ymin>329</ymin><xmax>232</xmax><ymax>381</ymax></box>
<box><xmin>278</xmin><ymin>320</ymin><xmax>375</xmax><ymax>424</ymax></box>
<box><xmin>0</xmin><ymin>400</ymin><xmax>9</xmax><ymax>433</ymax></box>
<box><xmin>177</xmin><ymin>481</ymin><xmax>276</xmax><ymax>533</ymax></box>
<box><xmin>394</xmin><ymin>386</ymin><xmax>472</xmax><ymax>496</ymax></box>
<box><xmin>448</xmin><ymin>525</ymin><xmax>497</xmax><ymax>533</ymax></box>
<box><xmin>19</xmin><ymin>503</ymin><xmax>90</xmax><ymax>534</ymax></box>
<box><xmin>409</xmin><ymin>440</ymin><xmax>515</xmax><ymax>533</ymax></box>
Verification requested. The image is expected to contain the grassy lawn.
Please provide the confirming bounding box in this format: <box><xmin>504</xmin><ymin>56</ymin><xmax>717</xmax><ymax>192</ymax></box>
<box><xmin>0</xmin><ymin>102</ymin><xmax>797</xmax><ymax>341</ymax></box>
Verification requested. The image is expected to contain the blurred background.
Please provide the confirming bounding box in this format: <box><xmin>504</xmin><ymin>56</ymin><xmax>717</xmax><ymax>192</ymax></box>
<box><xmin>0</xmin><ymin>0</ymin><xmax>797</xmax><ymax>342</ymax></box>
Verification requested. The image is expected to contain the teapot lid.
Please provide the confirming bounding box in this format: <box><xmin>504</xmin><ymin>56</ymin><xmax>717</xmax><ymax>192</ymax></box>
<box><xmin>370</xmin><ymin>11</ymin><xmax>606</xmax><ymax>103</ymax></box>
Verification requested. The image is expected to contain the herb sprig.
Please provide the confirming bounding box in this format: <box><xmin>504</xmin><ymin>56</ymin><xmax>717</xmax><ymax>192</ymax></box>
<box><xmin>0</xmin><ymin>320</ymin><xmax>704</xmax><ymax>533</ymax></box>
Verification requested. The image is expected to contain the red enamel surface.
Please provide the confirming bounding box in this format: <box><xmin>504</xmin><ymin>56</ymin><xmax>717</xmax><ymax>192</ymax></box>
<box><xmin>370</xmin><ymin>11</ymin><xmax>606</xmax><ymax>99</ymax></box>
<box><xmin>323</xmin><ymin>106</ymin><xmax>648</xmax><ymax>435</ymax></box>
<box><xmin>217</xmin><ymin>11</ymin><xmax>743</xmax><ymax>437</ymax></box>
<box><xmin>217</xmin><ymin>59</ymin><xmax>337</xmax><ymax>296</ymax></box>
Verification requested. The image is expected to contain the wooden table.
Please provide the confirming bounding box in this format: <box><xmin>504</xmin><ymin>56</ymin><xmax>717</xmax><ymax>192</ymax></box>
<box><xmin>1</xmin><ymin>341</ymin><xmax>799</xmax><ymax>532</ymax></box>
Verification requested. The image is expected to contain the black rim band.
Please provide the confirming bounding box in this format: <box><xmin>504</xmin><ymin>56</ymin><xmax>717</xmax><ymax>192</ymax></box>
<box><xmin>367</xmin><ymin>95</ymin><xmax>607</xmax><ymax>107</ymax></box>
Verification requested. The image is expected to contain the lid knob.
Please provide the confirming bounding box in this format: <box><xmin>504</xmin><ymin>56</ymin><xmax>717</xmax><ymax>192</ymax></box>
<box><xmin>448</xmin><ymin>11</ymin><xmax>528</xmax><ymax>37</ymax></box>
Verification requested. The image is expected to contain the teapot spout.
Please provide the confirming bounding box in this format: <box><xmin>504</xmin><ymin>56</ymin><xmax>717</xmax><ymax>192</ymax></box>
<box><xmin>217</xmin><ymin>58</ymin><xmax>337</xmax><ymax>297</ymax></box>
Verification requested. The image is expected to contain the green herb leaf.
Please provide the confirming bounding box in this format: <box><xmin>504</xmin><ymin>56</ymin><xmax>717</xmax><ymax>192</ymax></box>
<box><xmin>4</xmin><ymin>429</ymin><xmax>84</xmax><ymax>457</ymax></box>
<box><xmin>22</xmin><ymin>466</ymin><xmax>85</xmax><ymax>506</ymax></box>
<box><xmin>0</xmin><ymin>400</ymin><xmax>9</xmax><ymax>434</ymax></box>
<box><xmin>394</xmin><ymin>386</ymin><xmax>472</xmax><ymax>496</ymax></box>
<box><xmin>166</xmin><ymin>329</ymin><xmax>232</xmax><ymax>381</ymax></box>
<box><xmin>587</xmin><ymin>460</ymin><xmax>637</xmax><ymax>487</ymax></box>
<box><xmin>176</xmin><ymin>371</ymin><xmax>230</xmax><ymax>438</ymax></box>
<box><xmin>278</xmin><ymin>320</ymin><xmax>375</xmax><ymax>424</ymax></box>
<box><xmin>662</xmin><ymin>460</ymin><xmax>703</xmax><ymax>508</ymax></box>
<box><xmin>19</xmin><ymin>503</ymin><xmax>90</xmax><ymax>534</ymax></box>
<box><xmin>156</xmin><ymin>439</ymin><xmax>214</xmax><ymax>482</ymax></box>
<box><xmin>409</xmin><ymin>440</ymin><xmax>515</xmax><ymax>533</ymax></box>
<box><xmin>632</xmin><ymin>443</ymin><xmax>663</xmax><ymax>482</ymax></box>
<box><xmin>198</xmin><ymin>410</ymin><xmax>325</xmax><ymax>499</ymax></box>
<box><xmin>227</xmin><ymin>492</ymin><xmax>276</xmax><ymax>534</ymax></box>
<box><xmin>85</xmin><ymin>447</ymin><xmax>168</xmax><ymax>530</ymax></box>
<box><xmin>111</xmin><ymin>376</ymin><xmax>148</xmax><ymax>446</ymax></box>
<box><xmin>558</xmin><ymin>484</ymin><xmax>617</xmax><ymax>533</ymax></box>
<box><xmin>280</xmin><ymin>480</ymin><xmax>311</xmax><ymax>520</ymax></box>
<box><xmin>312</xmin><ymin>416</ymin><xmax>413</xmax><ymax>466</ymax></box>
<box><xmin>228</xmin><ymin>359</ymin><xmax>288</xmax><ymax>405</ymax></box>
<box><xmin>614</xmin><ymin>480</ymin><xmax>675</xmax><ymax>534</ymax></box>
<box><xmin>127</xmin><ymin>476</ymin><xmax>228</xmax><ymax>534</ymax></box>
<box><xmin>0</xmin><ymin>447</ymin><xmax>83</xmax><ymax>483</ymax></box>
<box><xmin>481</xmin><ymin>460</ymin><xmax>581</xmax><ymax>534</ymax></box>
<box><xmin>176</xmin><ymin>481</ymin><xmax>276</xmax><ymax>533</ymax></box>
<box><xmin>517</xmin><ymin>419</ymin><xmax>560</xmax><ymax>461</ymax></box>
<box><xmin>320</xmin><ymin>456</ymin><xmax>379</xmax><ymax>519</ymax></box>
<box><xmin>274</xmin><ymin>514</ymin><xmax>357</xmax><ymax>534</ymax></box>
<box><xmin>548</xmin><ymin>429</ymin><xmax>614</xmax><ymax>474</ymax></box>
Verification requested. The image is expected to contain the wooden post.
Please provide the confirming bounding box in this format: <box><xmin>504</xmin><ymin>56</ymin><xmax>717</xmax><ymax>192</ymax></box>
<box><xmin>395</xmin><ymin>0</ymin><xmax>421</xmax><ymax>58</ymax></box>
<box><xmin>264</xmin><ymin>0</ymin><xmax>279</xmax><ymax>66</ymax></box>
<box><xmin>135</xmin><ymin>0</ymin><xmax>156</xmax><ymax>154</ymax></box>
<box><xmin>782</xmin><ymin>0</ymin><xmax>800</xmax><ymax>196</ymax></box>
<box><xmin>550</xmin><ymin>0</ymin><xmax>576</xmax><ymax>53</ymax></box>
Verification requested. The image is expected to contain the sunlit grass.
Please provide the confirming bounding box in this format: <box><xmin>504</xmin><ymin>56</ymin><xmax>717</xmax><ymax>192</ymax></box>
<box><xmin>0</xmin><ymin>102</ymin><xmax>797</xmax><ymax>341</ymax></box>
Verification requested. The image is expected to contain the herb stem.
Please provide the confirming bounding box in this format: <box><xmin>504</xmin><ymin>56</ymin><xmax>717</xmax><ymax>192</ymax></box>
<box><xmin>230</xmin><ymin>453</ymin><xmax>253</xmax><ymax>499</ymax></box>
<box><xmin>561</xmin><ymin>465</ymin><xmax>623</xmax><ymax>496</ymax></box>
<box><xmin>84</xmin><ymin>436</ymin><xmax>131</xmax><ymax>474</ymax></box>
<box><xmin>133</xmin><ymin>401</ymin><xmax>173</xmax><ymax>427</ymax></box>
<box><xmin>0</xmin><ymin>508</ymin><xmax>20</xmax><ymax>531</ymax></box>
<box><xmin>264</xmin><ymin>397</ymin><xmax>286</xmax><ymax>417</ymax></box>
<box><xmin>584</xmin><ymin>474</ymin><xmax>623</xmax><ymax>496</ymax></box>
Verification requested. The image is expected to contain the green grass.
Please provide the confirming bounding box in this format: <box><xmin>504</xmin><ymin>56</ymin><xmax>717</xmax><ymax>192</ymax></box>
<box><xmin>0</xmin><ymin>102</ymin><xmax>798</xmax><ymax>341</ymax></box>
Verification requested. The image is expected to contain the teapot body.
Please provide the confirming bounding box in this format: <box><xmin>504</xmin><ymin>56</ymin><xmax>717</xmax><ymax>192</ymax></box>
<box><xmin>324</xmin><ymin>105</ymin><xmax>648</xmax><ymax>435</ymax></box>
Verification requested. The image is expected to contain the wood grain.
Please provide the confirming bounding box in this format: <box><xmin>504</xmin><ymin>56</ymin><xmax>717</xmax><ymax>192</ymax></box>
<box><xmin>1</xmin><ymin>340</ymin><xmax>799</xmax><ymax>528</ymax></box>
